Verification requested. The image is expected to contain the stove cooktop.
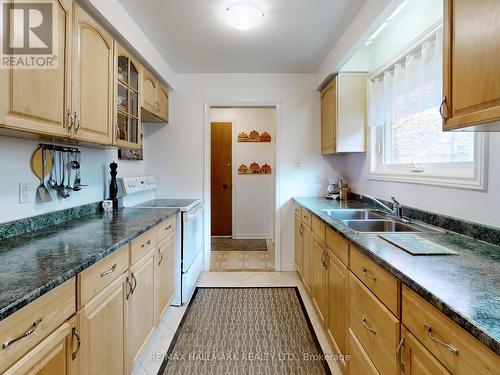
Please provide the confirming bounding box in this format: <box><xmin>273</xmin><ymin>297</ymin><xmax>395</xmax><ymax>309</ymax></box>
<box><xmin>134</xmin><ymin>199</ymin><xmax>201</xmax><ymax>211</ymax></box>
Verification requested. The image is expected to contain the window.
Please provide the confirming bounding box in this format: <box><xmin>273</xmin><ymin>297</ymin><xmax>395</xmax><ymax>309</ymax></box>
<box><xmin>368</xmin><ymin>26</ymin><xmax>487</xmax><ymax>190</ymax></box>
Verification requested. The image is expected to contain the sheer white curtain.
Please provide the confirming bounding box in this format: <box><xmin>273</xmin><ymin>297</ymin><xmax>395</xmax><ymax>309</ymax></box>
<box><xmin>368</xmin><ymin>28</ymin><xmax>443</xmax><ymax>127</ymax></box>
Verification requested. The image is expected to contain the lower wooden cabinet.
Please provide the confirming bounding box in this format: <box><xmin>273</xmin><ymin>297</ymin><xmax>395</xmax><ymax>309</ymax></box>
<box><xmin>348</xmin><ymin>328</ymin><xmax>380</xmax><ymax>375</ymax></box>
<box><xmin>302</xmin><ymin>225</ymin><xmax>313</xmax><ymax>290</ymax></box>
<box><xmin>400</xmin><ymin>326</ymin><xmax>451</xmax><ymax>375</ymax></box>
<box><xmin>77</xmin><ymin>273</ymin><xmax>128</xmax><ymax>375</ymax></box>
<box><xmin>312</xmin><ymin>238</ymin><xmax>329</xmax><ymax>322</ymax></box>
<box><xmin>155</xmin><ymin>234</ymin><xmax>176</xmax><ymax>325</ymax></box>
<box><xmin>294</xmin><ymin>217</ymin><xmax>303</xmax><ymax>275</ymax></box>
<box><xmin>128</xmin><ymin>249</ymin><xmax>156</xmax><ymax>368</ymax></box>
<box><xmin>326</xmin><ymin>250</ymin><xmax>348</xmax><ymax>356</ymax></box>
<box><xmin>4</xmin><ymin>316</ymin><xmax>78</xmax><ymax>375</ymax></box>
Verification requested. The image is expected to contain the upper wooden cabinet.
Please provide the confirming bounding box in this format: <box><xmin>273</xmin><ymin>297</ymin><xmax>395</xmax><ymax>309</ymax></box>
<box><xmin>114</xmin><ymin>43</ymin><xmax>142</xmax><ymax>149</ymax></box>
<box><xmin>141</xmin><ymin>70</ymin><xmax>169</xmax><ymax>123</ymax></box>
<box><xmin>443</xmin><ymin>0</ymin><xmax>500</xmax><ymax>131</ymax></box>
<box><xmin>320</xmin><ymin>73</ymin><xmax>367</xmax><ymax>154</ymax></box>
<box><xmin>72</xmin><ymin>5</ymin><xmax>114</xmax><ymax>145</ymax></box>
<box><xmin>0</xmin><ymin>0</ymin><xmax>73</xmax><ymax>138</ymax></box>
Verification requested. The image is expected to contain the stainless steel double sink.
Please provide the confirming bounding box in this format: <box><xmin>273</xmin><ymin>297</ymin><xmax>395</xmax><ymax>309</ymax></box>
<box><xmin>320</xmin><ymin>208</ymin><xmax>426</xmax><ymax>233</ymax></box>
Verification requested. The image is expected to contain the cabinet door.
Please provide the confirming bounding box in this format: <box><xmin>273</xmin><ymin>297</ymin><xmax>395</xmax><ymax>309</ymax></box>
<box><xmin>312</xmin><ymin>238</ymin><xmax>328</xmax><ymax>322</ymax></box>
<box><xmin>302</xmin><ymin>226</ymin><xmax>313</xmax><ymax>291</ymax></box>
<box><xmin>294</xmin><ymin>218</ymin><xmax>303</xmax><ymax>276</ymax></box>
<box><xmin>128</xmin><ymin>250</ymin><xmax>155</xmax><ymax>368</ymax></box>
<box><xmin>77</xmin><ymin>274</ymin><xmax>128</xmax><ymax>375</ymax></box>
<box><xmin>0</xmin><ymin>0</ymin><xmax>72</xmax><ymax>137</ymax></box>
<box><xmin>155</xmin><ymin>234</ymin><xmax>175</xmax><ymax>325</ymax></box>
<box><xmin>4</xmin><ymin>318</ymin><xmax>77</xmax><ymax>375</ymax></box>
<box><xmin>327</xmin><ymin>250</ymin><xmax>348</xmax><ymax>356</ymax></box>
<box><xmin>142</xmin><ymin>71</ymin><xmax>157</xmax><ymax>114</ymax></box>
<box><xmin>72</xmin><ymin>5</ymin><xmax>113</xmax><ymax>144</ymax></box>
<box><xmin>157</xmin><ymin>84</ymin><xmax>169</xmax><ymax>122</ymax></box>
<box><xmin>443</xmin><ymin>0</ymin><xmax>500</xmax><ymax>130</ymax></box>
<box><xmin>321</xmin><ymin>77</ymin><xmax>337</xmax><ymax>154</ymax></box>
<box><xmin>401</xmin><ymin>327</ymin><xmax>451</xmax><ymax>375</ymax></box>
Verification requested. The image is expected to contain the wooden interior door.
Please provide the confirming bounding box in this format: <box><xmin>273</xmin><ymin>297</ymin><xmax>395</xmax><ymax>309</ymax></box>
<box><xmin>211</xmin><ymin>122</ymin><xmax>232</xmax><ymax>236</ymax></box>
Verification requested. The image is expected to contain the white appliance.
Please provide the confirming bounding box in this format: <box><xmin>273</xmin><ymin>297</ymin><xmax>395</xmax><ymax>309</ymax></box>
<box><xmin>119</xmin><ymin>176</ymin><xmax>203</xmax><ymax>305</ymax></box>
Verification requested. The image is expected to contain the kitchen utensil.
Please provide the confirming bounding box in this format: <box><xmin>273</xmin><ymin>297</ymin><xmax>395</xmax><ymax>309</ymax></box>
<box><xmin>36</xmin><ymin>147</ymin><xmax>52</xmax><ymax>202</ymax></box>
<box><xmin>48</xmin><ymin>148</ymin><xmax>58</xmax><ymax>190</ymax></box>
<box><xmin>73</xmin><ymin>152</ymin><xmax>82</xmax><ymax>190</ymax></box>
<box><xmin>30</xmin><ymin>147</ymin><xmax>53</xmax><ymax>181</ymax></box>
<box><xmin>57</xmin><ymin>151</ymin><xmax>70</xmax><ymax>198</ymax></box>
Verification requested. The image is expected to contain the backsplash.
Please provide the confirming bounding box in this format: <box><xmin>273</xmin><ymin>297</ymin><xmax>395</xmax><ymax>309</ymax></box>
<box><xmin>353</xmin><ymin>193</ymin><xmax>500</xmax><ymax>247</ymax></box>
<box><xmin>0</xmin><ymin>137</ymin><xmax>146</xmax><ymax>224</ymax></box>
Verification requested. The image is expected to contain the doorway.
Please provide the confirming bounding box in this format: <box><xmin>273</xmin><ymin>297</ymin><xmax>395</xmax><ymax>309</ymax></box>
<box><xmin>209</xmin><ymin>107</ymin><xmax>277</xmax><ymax>272</ymax></box>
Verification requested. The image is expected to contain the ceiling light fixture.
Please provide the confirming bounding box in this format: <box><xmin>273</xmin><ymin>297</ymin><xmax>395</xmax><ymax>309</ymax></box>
<box><xmin>225</xmin><ymin>3</ymin><xmax>264</xmax><ymax>31</ymax></box>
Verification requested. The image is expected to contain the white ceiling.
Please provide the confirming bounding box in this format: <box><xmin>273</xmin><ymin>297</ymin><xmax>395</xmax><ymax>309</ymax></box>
<box><xmin>118</xmin><ymin>0</ymin><xmax>366</xmax><ymax>73</ymax></box>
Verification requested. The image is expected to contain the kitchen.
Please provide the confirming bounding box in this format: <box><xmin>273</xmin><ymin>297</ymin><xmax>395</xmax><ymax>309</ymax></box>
<box><xmin>0</xmin><ymin>0</ymin><xmax>499</xmax><ymax>374</ymax></box>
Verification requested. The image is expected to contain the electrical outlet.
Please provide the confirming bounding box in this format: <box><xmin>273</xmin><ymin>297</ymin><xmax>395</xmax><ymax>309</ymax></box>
<box><xmin>295</xmin><ymin>161</ymin><xmax>302</xmax><ymax>169</ymax></box>
<box><xmin>315</xmin><ymin>174</ymin><xmax>323</xmax><ymax>184</ymax></box>
<box><xmin>19</xmin><ymin>182</ymin><xmax>32</xmax><ymax>203</ymax></box>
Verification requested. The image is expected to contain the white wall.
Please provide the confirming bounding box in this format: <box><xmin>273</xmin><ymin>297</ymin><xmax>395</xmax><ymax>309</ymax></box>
<box><xmin>145</xmin><ymin>74</ymin><xmax>342</xmax><ymax>270</ymax></box>
<box><xmin>0</xmin><ymin>136</ymin><xmax>146</xmax><ymax>223</ymax></box>
<box><xmin>211</xmin><ymin>108</ymin><xmax>275</xmax><ymax>240</ymax></box>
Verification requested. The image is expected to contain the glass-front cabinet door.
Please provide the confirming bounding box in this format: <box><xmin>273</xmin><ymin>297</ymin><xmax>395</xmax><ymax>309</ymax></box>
<box><xmin>114</xmin><ymin>43</ymin><xmax>142</xmax><ymax>149</ymax></box>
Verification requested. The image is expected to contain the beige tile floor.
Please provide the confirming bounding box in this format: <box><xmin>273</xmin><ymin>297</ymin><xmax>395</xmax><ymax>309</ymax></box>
<box><xmin>131</xmin><ymin>271</ymin><xmax>343</xmax><ymax>375</ymax></box>
<box><xmin>210</xmin><ymin>239</ymin><xmax>276</xmax><ymax>271</ymax></box>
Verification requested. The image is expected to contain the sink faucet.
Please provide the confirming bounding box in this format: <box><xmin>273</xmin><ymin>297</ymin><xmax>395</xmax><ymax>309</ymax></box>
<box><xmin>361</xmin><ymin>194</ymin><xmax>404</xmax><ymax>219</ymax></box>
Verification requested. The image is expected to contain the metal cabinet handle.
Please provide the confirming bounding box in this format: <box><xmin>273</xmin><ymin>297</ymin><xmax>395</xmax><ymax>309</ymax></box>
<box><xmin>165</xmin><ymin>225</ymin><xmax>172</xmax><ymax>231</ymax></box>
<box><xmin>424</xmin><ymin>324</ymin><xmax>459</xmax><ymax>355</ymax></box>
<box><xmin>320</xmin><ymin>250</ymin><xmax>325</xmax><ymax>267</ymax></box>
<box><xmin>396</xmin><ymin>336</ymin><xmax>405</xmax><ymax>363</ymax></box>
<box><xmin>439</xmin><ymin>97</ymin><xmax>448</xmax><ymax>120</ymax></box>
<box><xmin>362</xmin><ymin>267</ymin><xmax>377</xmax><ymax>281</ymax></box>
<box><xmin>74</xmin><ymin>112</ymin><xmax>80</xmax><ymax>132</ymax></box>
<box><xmin>100</xmin><ymin>264</ymin><xmax>117</xmax><ymax>278</ymax></box>
<box><xmin>126</xmin><ymin>277</ymin><xmax>133</xmax><ymax>300</ymax></box>
<box><xmin>361</xmin><ymin>317</ymin><xmax>376</xmax><ymax>334</ymax></box>
<box><xmin>72</xmin><ymin>327</ymin><xmax>81</xmax><ymax>360</ymax></box>
<box><xmin>67</xmin><ymin>110</ymin><xmax>74</xmax><ymax>131</ymax></box>
<box><xmin>131</xmin><ymin>273</ymin><xmax>137</xmax><ymax>293</ymax></box>
<box><xmin>141</xmin><ymin>239</ymin><xmax>151</xmax><ymax>248</ymax></box>
<box><xmin>299</xmin><ymin>224</ymin><xmax>304</xmax><ymax>236</ymax></box>
<box><xmin>158</xmin><ymin>248</ymin><xmax>164</xmax><ymax>265</ymax></box>
<box><xmin>2</xmin><ymin>318</ymin><xmax>43</xmax><ymax>349</ymax></box>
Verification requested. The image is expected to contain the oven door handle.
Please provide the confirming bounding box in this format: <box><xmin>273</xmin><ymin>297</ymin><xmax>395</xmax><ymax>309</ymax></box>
<box><xmin>184</xmin><ymin>204</ymin><xmax>204</xmax><ymax>221</ymax></box>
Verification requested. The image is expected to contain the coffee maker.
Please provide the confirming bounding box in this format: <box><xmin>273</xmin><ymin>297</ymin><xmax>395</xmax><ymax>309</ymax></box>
<box><xmin>326</xmin><ymin>177</ymin><xmax>342</xmax><ymax>200</ymax></box>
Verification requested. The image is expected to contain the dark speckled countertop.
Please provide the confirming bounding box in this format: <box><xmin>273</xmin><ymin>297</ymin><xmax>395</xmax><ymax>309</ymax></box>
<box><xmin>0</xmin><ymin>207</ymin><xmax>178</xmax><ymax>321</ymax></box>
<box><xmin>293</xmin><ymin>197</ymin><xmax>500</xmax><ymax>355</ymax></box>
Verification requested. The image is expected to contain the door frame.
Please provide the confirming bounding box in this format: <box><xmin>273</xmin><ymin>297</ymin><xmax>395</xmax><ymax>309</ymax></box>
<box><xmin>204</xmin><ymin>102</ymin><xmax>281</xmax><ymax>271</ymax></box>
<box><xmin>210</xmin><ymin>119</ymin><xmax>236</xmax><ymax>237</ymax></box>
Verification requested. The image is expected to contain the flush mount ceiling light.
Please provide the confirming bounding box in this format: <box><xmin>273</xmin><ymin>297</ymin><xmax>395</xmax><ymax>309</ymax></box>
<box><xmin>225</xmin><ymin>3</ymin><xmax>264</xmax><ymax>31</ymax></box>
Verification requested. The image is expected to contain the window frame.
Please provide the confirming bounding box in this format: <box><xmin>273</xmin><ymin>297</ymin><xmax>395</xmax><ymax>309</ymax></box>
<box><xmin>367</xmin><ymin>22</ymin><xmax>488</xmax><ymax>191</ymax></box>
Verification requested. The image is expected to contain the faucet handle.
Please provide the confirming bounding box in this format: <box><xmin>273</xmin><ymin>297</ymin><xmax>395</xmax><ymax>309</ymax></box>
<box><xmin>391</xmin><ymin>196</ymin><xmax>400</xmax><ymax>205</ymax></box>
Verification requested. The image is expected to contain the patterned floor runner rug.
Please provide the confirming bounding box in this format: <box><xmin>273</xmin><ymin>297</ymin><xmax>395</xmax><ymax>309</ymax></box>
<box><xmin>158</xmin><ymin>287</ymin><xmax>331</xmax><ymax>374</ymax></box>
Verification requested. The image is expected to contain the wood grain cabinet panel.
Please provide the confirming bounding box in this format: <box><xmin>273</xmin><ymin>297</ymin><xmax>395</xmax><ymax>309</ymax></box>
<box><xmin>327</xmin><ymin>250</ymin><xmax>348</xmax><ymax>357</ymax></box>
<box><xmin>349</xmin><ymin>272</ymin><xmax>400</xmax><ymax>375</ymax></box>
<box><xmin>0</xmin><ymin>0</ymin><xmax>72</xmax><ymax>138</ymax></box>
<box><xmin>154</xmin><ymin>234</ymin><xmax>175</xmax><ymax>325</ymax></box>
<box><xmin>302</xmin><ymin>225</ymin><xmax>313</xmax><ymax>291</ymax></box>
<box><xmin>157</xmin><ymin>84</ymin><xmax>169</xmax><ymax>122</ymax></box>
<box><xmin>301</xmin><ymin>208</ymin><xmax>312</xmax><ymax>228</ymax></box>
<box><xmin>402</xmin><ymin>286</ymin><xmax>500</xmax><ymax>375</ymax></box>
<box><xmin>294</xmin><ymin>217</ymin><xmax>304</xmax><ymax>276</ymax></box>
<box><xmin>443</xmin><ymin>0</ymin><xmax>500</xmax><ymax>130</ymax></box>
<box><xmin>350</xmin><ymin>245</ymin><xmax>400</xmax><ymax>317</ymax></box>
<box><xmin>325</xmin><ymin>227</ymin><xmax>349</xmax><ymax>266</ymax></box>
<box><xmin>77</xmin><ymin>273</ymin><xmax>128</xmax><ymax>375</ymax></box>
<box><xmin>321</xmin><ymin>77</ymin><xmax>337</xmax><ymax>154</ymax></box>
<box><xmin>400</xmin><ymin>326</ymin><xmax>451</xmax><ymax>375</ymax></box>
<box><xmin>128</xmin><ymin>249</ymin><xmax>156</xmax><ymax>369</ymax></box>
<box><xmin>348</xmin><ymin>328</ymin><xmax>380</xmax><ymax>375</ymax></box>
<box><xmin>311</xmin><ymin>238</ymin><xmax>329</xmax><ymax>323</ymax></box>
<box><xmin>72</xmin><ymin>4</ymin><xmax>114</xmax><ymax>145</ymax></box>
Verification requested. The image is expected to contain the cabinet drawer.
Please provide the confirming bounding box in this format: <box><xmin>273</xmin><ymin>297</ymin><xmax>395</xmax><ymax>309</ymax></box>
<box><xmin>130</xmin><ymin>226</ymin><xmax>158</xmax><ymax>265</ymax></box>
<box><xmin>348</xmin><ymin>328</ymin><xmax>380</xmax><ymax>375</ymax></box>
<box><xmin>301</xmin><ymin>208</ymin><xmax>312</xmax><ymax>228</ymax></box>
<box><xmin>311</xmin><ymin>215</ymin><xmax>325</xmax><ymax>241</ymax></box>
<box><xmin>77</xmin><ymin>245</ymin><xmax>128</xmax><ymax>307</ymax></box>
<box><xmin>402</xmin><ymin>286</ymin><xmax>500</xmax><ymax>375</ymax></box>
<box><xmin>293</xmin><ymin>202</ymin><xmax>302</xmax><ymax>219</ymax></box>
<box><xmin>325</xmin><ymin>227</ymin><xmax>349</xmax><ymax>265</ymax></box>
<box><xmin>158</xmin><ymin>215</ymin><xmax>176</xmax><ymax>243</ymax></box>
<box><xmin>0</xmin><ymin>278</ymin><xmax>76</xmax><ymax>373</ymax></box>
<box><xmin>350</xmin><ymin>245</ymin><xmax>399</xmax><ymax>316</ymax></box>
<box><xmin>349</xmin><ymin>272</ymin><xmax>400</xmax><ymax>375</ymax></box>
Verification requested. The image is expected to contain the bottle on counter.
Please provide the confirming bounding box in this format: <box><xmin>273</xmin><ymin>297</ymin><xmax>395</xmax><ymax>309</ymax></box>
<box><xmin>339</xmin><ymin>183</ymin><xmax>351</xmax><ymax>201</ymax></box>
